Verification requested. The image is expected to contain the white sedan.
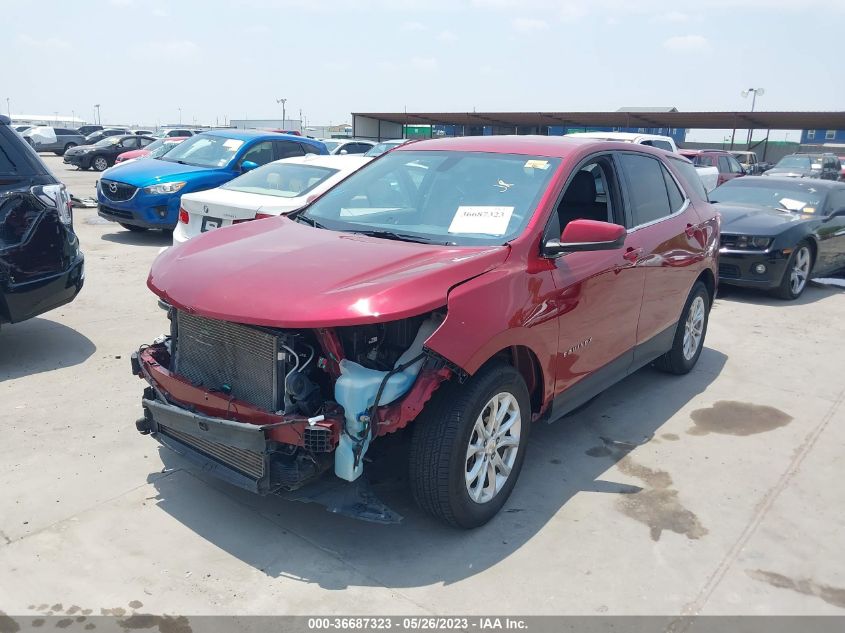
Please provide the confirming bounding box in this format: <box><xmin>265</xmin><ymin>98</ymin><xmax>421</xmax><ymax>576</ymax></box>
<box><xmin>173</xmin><ymin>154</ymin><xmax>371</xmax><ymax>244</ymax></box>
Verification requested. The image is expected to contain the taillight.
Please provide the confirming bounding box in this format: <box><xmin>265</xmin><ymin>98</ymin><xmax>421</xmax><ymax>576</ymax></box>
<box><xmin>178</xmin><ymin>207</ymin><xmax>189</xmax><ymax>224</ymax></box>
<box><xmin>34</xmin><ymin>183</ymin><xmax>73</xmax><ymax>225</ymax></box>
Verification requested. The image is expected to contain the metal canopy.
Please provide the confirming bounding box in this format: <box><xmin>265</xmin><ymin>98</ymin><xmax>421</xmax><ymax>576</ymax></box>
<box><xmin>353</xmin><ymin>111</ymin><xmax>845</xmax><ymax>131</ymax></box>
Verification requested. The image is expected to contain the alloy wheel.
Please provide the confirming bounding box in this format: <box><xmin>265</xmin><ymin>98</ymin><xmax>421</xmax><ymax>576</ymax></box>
<box><xmin>93</xmin><ymin>157</ymin><xmax>108</xmax><ymax>171</ymax></box>
<box><xmin>465</xmin><ymin>392</ymin><xmax>522</xmax><ymax>504</ymax></box>
<box><xmin>790</xmin><ymin>247</ymin><xmax>811</xmax><ymax>296</ymax></box>
<box><xmin>682</xmin><ymin>296</ymin><xmax>706</xmax><ymax>361</ymax></box>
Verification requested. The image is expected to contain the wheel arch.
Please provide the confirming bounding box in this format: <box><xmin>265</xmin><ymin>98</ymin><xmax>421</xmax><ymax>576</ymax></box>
<box><xmin>695</xmin><ymin>267</ymin><xmax>716</xmax><ymax>305</ymax></box>
<box><xmin>479</xmin><ymin>344</ymin><xmax>546</xmax><ymax>416</ymax></box>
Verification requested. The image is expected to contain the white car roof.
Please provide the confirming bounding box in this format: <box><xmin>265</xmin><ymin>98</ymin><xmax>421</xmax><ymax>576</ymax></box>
<box><xmin>566</xmin><ymin>131</ymin><xmax>675</xmax><ymax>144</ymax></box>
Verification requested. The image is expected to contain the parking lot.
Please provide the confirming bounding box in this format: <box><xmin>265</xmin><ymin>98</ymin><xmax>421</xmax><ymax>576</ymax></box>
<box><xmin>1</xmin><ymin>154</ymin><xmax>844</xmax><ymax>616</ymax></box>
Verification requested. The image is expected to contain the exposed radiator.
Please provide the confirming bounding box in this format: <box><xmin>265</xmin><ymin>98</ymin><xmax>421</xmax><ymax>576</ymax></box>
<box><xmin>160</xmin><ymin>424</ymin><xmax>265</xmax><ymax>479</ymax></box>
<box><xmin>174</xmin><ymin>312</ymin><xmax>281</xmax><ymax>412</ymax></box>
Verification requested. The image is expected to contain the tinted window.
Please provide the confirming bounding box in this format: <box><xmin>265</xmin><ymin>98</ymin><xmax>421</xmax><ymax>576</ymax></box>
<box><xmin>618</xmin><ymin>153</ymin><xmax>673</xmax><ymax>226</ymax></box>
<box><xmin>0</xmin><ymin>144</ymin><xmax>17</xmax><ymax>174</ymax></box>
<box><xmin>274</xmin><ymin>141</ymin><xmax>305</xmax><ymax>160</ymax></box>
<box><xmin>241</xmin><ymin>141</ymin><xmax>274</xmax><ymax>166</ymax></box>
<box><xmin>668</xmin><ymin>156</ymin><xmax>707</xmax><ymax>200</ymax></box>
<box><xmin>54</xmin><ymin>128</ymin><xmax>73</xmax><ymax>135</ymax></box>
<box><xmin>662</xmin><ymin>166</ymin><xmax>685</xmax><ymax>212</ymax></box>
<box><xmin>139</xmin><ymin>137</ymin><xmax>154</xmax><ymax>147</ymax></box>
<box><xmin>121</xmin><ymin>137</ymin><xmax>140</xmax><ymax>149</ymax></box>
<box><xmin>300</xmin><ymin>142</ymin><xmax>321</xmax><ymax>155</ymax></box>
<box><xmin>717</xmin><ymin>156</ymin><xmax>731</xmax><ymax>173</ymax></box>
<box><xmin>827</xmin><ymin>190</ymin><xmax>845</xmax><ymax>214</ymax></box>
<box><xmin>645</xmin><ymin>140</ymin><xmax>673</xmax><ymax>151</ymax></box>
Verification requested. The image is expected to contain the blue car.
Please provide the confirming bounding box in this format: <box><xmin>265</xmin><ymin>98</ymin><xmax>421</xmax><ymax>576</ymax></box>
<box><xmin>97</xmin><ymin>130</ymin><xmax>327</xmax><ymax>231</ymax></box>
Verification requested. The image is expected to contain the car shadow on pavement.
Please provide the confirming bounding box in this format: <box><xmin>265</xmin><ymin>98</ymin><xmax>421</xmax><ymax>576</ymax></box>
<box><xmin>101</xmin><ymin>230</ymin><xmax>173</xmax><ymax>247</ymax></box>
<box><xmin>144</xmin><ymin>347</ymin><xmax>727</xmax><ymax>590</ymax></box>
<box><xmin>0</xmin><ymin>317</ymin><xmax>96</xmax><ymax>380</ymax></box>
<box><xmin>717</xmin><ymin>282</ymin><xmax>843</xmax><ymax>307</ymax></box>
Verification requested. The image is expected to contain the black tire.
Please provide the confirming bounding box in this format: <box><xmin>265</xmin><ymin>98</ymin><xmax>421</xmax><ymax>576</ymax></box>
<box><xmin>91</xmin><ymin>155</ymin><xmax>109</xmax><ymax>171</ymax></box>
<box><xmin>772</xmin><ymin>241</ymin><xmax>813</xmax><ymax>300</ymax></box>
<box><xmin>409</xmin><ymin>362</ymin><xmax>531</xmax><ymax>529</ymax></box>
<box><xmin>654</xmin><ymin>281</ymin><xmax>710</xmax><ymax>375</ymax></box>
<box><xmin>119</xmin><ymin>223</ymin><xmax>148</xmax><ymax>232</ymax></box>
<box><xmin>61</xmin><ymin>142</ymin><xmax>77</xmax><ymax>155</ymax></box>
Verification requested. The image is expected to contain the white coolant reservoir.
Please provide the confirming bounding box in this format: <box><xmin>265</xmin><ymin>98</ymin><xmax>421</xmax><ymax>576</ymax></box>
<box><xmin>334</xmin><ymin>315</ymin><xmax>443</xmax><ymax>481</ymax></box>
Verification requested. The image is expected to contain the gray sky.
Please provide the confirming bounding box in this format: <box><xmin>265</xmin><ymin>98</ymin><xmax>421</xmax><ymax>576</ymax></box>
<box><xmin>2</xmin><ymin>0</ymin><xmax>843</xmax><ymax>131</ymax></box>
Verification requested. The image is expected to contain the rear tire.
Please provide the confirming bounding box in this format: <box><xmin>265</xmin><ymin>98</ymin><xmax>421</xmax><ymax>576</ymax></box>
<box><xmin>60</xmin><ymin>142</ymin><xmax>76</xmax><ymax>155</ymax></box>
<box><xmin>654</xmin><ymin>281</ymin><xmax>710</xmax><ymax>375</ymax></box>
<box><xmin>772</xmin><ymin>241</ymin><xmax>812</xmax><ymax>300</ymax></box>
<box><xmin>409</xmin><ymin>362</ymin><xmax>531</xmax><ymax>528</ymax></box>
<box><xmin>92</xmin><ymin>155</ymin><xmax>109</xmax><ymax>171</ymax></box>
<box><xmin>119</xmin><ymin>223</ymin><xmax>148</xmax><ymax>232</ymax></box>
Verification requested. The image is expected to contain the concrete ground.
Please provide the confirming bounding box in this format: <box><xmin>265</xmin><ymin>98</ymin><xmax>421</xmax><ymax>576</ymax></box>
<box><xmin>1</xmin><ymin>155</ymin><xmax>844</xmax><ymax>617</ymax></box>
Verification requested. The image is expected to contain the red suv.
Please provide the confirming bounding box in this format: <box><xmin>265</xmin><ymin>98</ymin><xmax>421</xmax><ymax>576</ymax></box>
<box><xmin>681</xmin><ymin>149</ymin><xmax>746</xmax><ymax>186</ymax></box>
<box><xmin>132</xmin><ymin>136</ymin><xmax>719</xmax><ymax>528</ymax></box>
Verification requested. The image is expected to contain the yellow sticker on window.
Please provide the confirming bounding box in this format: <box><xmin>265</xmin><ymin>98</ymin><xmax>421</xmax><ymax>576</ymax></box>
<box><xmin>524</xmin><ymin>159</ymin><xmax>550</xmax><ymax>170</ymax></box>
<box><xmin>802</xmin><ymin>207</ymin><xmax>816</xmax><ymax>214</ymax></box>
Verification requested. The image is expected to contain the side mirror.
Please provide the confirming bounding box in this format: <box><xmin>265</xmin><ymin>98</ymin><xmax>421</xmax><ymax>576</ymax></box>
<box><xmin>241</xmin><ymin>160</ymin><xmax>259</xmax><ymax>172</ymax></box>
<box><xmin>543</xmin><ymin>219</ymin><xmax>626</xmax><ymax>256</ymax></box>
<box><xmin>824</xmin><ymin>207</ymin><xmax>845</xmax><ymax>221</ymax></box>
<box><xmin>339</xmin><ymin>149</ymin><xmax>348</xmax><ymax>155</ymax></box>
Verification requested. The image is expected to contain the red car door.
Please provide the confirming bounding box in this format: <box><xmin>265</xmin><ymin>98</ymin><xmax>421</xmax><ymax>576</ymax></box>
<box><xmin>543</xmin><ymin>153</ymin><xmax>645</xmax><ymax>415</ymax></box>
<box><xmin>616</xmin><ymin>152</ymin><xmax>708</xmax><ymax>363</ymax></box>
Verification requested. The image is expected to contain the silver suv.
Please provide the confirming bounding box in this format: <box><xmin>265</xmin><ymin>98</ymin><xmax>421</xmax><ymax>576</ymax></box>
<box><xmin>21</xmin><ymin>126</ymin><xmax>87</xmax><ymax>156</ymax></box>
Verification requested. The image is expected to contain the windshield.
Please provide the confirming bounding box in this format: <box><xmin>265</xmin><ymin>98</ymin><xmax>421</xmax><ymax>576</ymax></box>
<box><xmin>322</xmin><ymin>140</ymin><xmax>341</xmax><ymax>152</ymax></box>
<box><xmin>301</xmin><ymin>150</ymin><xmax>560</xmax><ymax>245</ymax></box>
<box><xmin>94</xmin><ymin>136</ymin><xmax>121</xmax><ymax>147</ymax></box>
<box><xmin>222</xmin><ymin>162</ymin><xmax>339</xmax><ymax>198</ymax></box>
<box><xmin>162</xmin><ymin>134</ymin><xmax>244</xmax><ymax>167</ymax></box>
<box><xmin>775</xmin><ymin>155</ymin><xmax>816</xmax><ymax>170</ymax></box>
<box><xmin>710</xmin><ymin>180</ymin><xmax>825</xmax><ymax>213</ymax></box>
<box><xmin>364</xmin><ymin>141</ymin><xmax>405</xmax><ymax>157</ymax></box>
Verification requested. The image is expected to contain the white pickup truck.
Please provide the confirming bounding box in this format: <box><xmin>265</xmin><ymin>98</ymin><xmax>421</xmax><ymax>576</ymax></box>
<box><xmin>565</xmin><ymin>132</ymin><xmax>719</xmax><ymax>193</ymax></box>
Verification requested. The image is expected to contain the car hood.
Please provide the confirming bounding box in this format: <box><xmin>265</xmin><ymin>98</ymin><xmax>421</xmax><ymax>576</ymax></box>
<box><xmin>103</xmin><ymin>157</ymin><xmax>224</xmax><ymax>187</ymax></box>
<box><xmin>716</xmin><ymin>203</ymin><xmax>810</xmax><ymax>235</ymax></box>
<box><xmin>765</xmin><ymin>167</ymin><xmax>818</xmax><ymax>177</ymax></box>
<box><xmin>149</xmin><ymin>217</ymin><xmax>510</xmax><ymax>328</ymax></box>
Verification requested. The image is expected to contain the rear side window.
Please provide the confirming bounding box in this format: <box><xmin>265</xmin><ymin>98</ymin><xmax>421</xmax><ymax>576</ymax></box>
<box><xmin>662</xmin><ymin>165</ymin><xmax>685</xmax><ymax>212</ymax></box>
<box><xmin>300</xmin><ymin>142</ymin><xmax>321</xmax><ymax>155</ymax></box>
<box><xmin>274</xmin><ymin>141</ymin><xmax>305</xmax><ymax>160</ymax></box>
<box><xmin>618</xmin><ymin>153</ymin><xmax>675</xmax><ymax>226</ymax></box>
<box><xmin>667</xmin><ymin>156</ymin><xmax>707</xmax><ymax>200</ymax></box>
<box><xmin>0</xmin><ymin>144</ymin><xmax>17</xmax><ymax>174</ymax></box>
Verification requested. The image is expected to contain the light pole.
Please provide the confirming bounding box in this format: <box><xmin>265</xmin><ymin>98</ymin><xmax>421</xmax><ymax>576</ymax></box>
<box><xmin>741</xmin><ymin>88</ymin><xmax>764</xmax><ymax>148</ymax></box>
<box><xmin>276</xmin><ymin>98</ymin><xmax>287</xmax><ymax>128</ymax></box>
<box><xmin>94</xmin><ymin>104</ymin><xmax>101</xmax><ymax>125</ymax></box>
<box><xmin>178</xmin><ymin>108</ymin><xmax>182</xmax><ymax>125</ymax></box>
<box><xmin>5</xmin><ymin>97</ymin><xmax>9</xmax><ymax>117</ymax></box>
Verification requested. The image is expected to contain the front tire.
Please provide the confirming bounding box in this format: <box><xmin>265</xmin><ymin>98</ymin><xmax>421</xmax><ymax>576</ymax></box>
<box><xmin>772</xmin><ymin>241</ymin><xmax>812</xmax><ymax>300</ymax></box>
<box><xmin>655</xmin><ymin>281</ymin><xmax>710</xmax><ymax>375</ymax></box>
<box><xmin>409</xmin><ymin>362</ymin><xmax>531</xmax><ymax>528</ymax></box>
<box><xmin>92</xmin><ymin>155</ymin><xmax>109</xmax><ymax>171</ymax></box>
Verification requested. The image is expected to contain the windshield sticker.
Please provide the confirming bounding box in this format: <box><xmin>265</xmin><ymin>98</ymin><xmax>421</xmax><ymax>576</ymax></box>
<box><xmin>779</xmin><ymin>197</ymin><xmax>807</xmax><ymax>211</ymax></box>
<box><xmin>448</xmin><ymin>206</ymin><xmax>514</xmax><ymax>236</ymax></box>
<box><xmin>223</xmin><ymin>139</ymin><xmax>244</xmax><ymax>150</ymax></box>
<box><xmin>802</xmin><ymin>207</ymin><xmax>816</xmax><ymax>214</ymax></box>
<box><xmin>524</xmin><ymin>159</ymin><xmax>550</xmax><ymax>170</ymax></box>
<box><xmin>494</xmin><ymin>179</ymin><xmax>514</xmax><ymax>193</ymax></box>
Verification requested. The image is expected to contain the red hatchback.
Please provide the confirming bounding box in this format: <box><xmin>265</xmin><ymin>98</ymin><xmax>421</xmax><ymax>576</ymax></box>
<box><xmin>132</xmin><ymin>136</ymin><xmax>719</xmax><ymax>528</ymax></box>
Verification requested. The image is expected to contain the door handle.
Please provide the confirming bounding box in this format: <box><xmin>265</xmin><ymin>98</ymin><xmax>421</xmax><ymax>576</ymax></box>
<box><xmin>623</xmin><ymin>247</ymin><xmax>642</xmax><ymax>263</ymax></box>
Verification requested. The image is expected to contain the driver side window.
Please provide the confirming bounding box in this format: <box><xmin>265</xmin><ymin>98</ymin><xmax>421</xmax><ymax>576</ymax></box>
<box><xmin>548</xmin><ymin>158</ymin><xmax>616</xmax><ymax>239</ymax></box>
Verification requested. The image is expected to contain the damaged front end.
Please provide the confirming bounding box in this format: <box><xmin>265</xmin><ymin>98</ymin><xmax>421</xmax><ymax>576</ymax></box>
<box><xmin>132</xmin><ymin>306</ymin><xmax>452</xmax><ymax>522</ymax></box>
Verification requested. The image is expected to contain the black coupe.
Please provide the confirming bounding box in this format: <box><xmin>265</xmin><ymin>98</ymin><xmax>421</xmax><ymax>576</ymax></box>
<box><xmin>711</xmin><ymin>176</ymin><xmax>845</xmax><ymax>299</ymax></box>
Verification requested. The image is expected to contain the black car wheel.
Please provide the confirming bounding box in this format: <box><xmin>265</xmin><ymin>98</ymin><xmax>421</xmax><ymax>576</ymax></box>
<box><xmin>118</xmin><ymin>223</ymin><xmax>149</xmax><ymax>233</ymax></box>
<box><xmin>61</xmin><ymin>142</ymin><xmax>77</xmax><ymax>155</ymax></box>
<box><xmin>409</xmin><ymin>362</ymin><xmax>530</xmax><ymax>529</ymax></box>
<box><xmin>773</xmin><ymin>241</ymin><xmax>813</xmax><ymax>300</ymax></box>
<box><xmin>654</xmin><ymin>281</ymin><xmax>710</xmax><ymax>375</ymax></box>
<box><xmin>92</xmin><ymin>156</ymin><xmax>109</xmax><ymax>172</ymax></box>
